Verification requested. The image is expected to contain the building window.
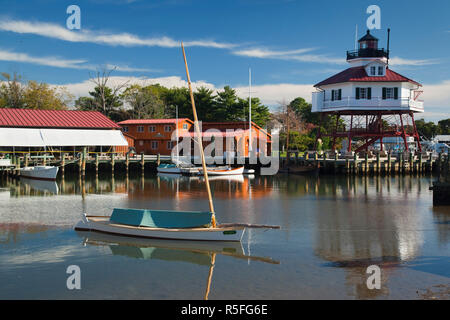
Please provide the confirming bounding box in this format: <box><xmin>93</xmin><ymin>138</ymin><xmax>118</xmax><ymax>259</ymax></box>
<box><xmin>137</xmin><ymin>126</ymin><xmax>144</xmax><ymax>133</ymax></box>
<box><xmin>331</xmin><ymin>89</ymin><xmax>342</xmax><ymax>101</ymax></box>
<box><xmin>382</xmin><ymin>87</ymin><xmax>399</xmax><ymax>100</ymax></box>
<box><xmin>151</xmin><ymin>141</ymin><xmax>158</xmax><ymax>149</ymax></box>
<box><xmin>149</xmin><ymin>125</ymin><xmax>156</xmax><ymax>132</ymax></box>
<box><xmin>378</xmin><ymin>66</ymin><xmax>384</xmax><ymax>76</ymax></box>
<box><xmin>167</xmin><ymin>141</ymin><xmax>174</xmax><ymax>149</ymax></box>
<box><xmin>164</xmin><ymin>125</ymin><xmax>172</xmax><ymax>132</ymax></box>
<box><xmin>183</xmin><ymin>124</ymin><xmax>188</xmax><ymax>130</ymax></box>
<box><xmin>122</xmin><ymin>126</ymin><xmax>129</xmax><ymax>133</ymax></box>
<box><xmin>139</xmin><ymin>140</ymin><xmax>144</xmax><ymax>146</ymax></box>
<box><xmin>356</xmin><ymin>87</ymin><xmax>371</xmax><ymax>100</ymax></box>
<box><xmin>370</xmin><ymin>66</ymin><xmax>376</xmax><ymax>76</ymax></box>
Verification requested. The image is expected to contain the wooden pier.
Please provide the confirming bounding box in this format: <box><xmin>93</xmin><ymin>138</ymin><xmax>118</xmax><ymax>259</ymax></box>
<box><xmin>0</xmin><ymin>149</ymin><xmax>172</xmax><ymax>177</ymax></box>
<box><xmin>281</xmin><ymin>151</ymin><xmax>449</xmax><ymax>176</ymax></box>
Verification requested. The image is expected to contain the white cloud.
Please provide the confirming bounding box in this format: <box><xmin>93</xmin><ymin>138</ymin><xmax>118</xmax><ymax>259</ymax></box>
<box><xmin>232</xmin><ymin>47</ymin><xmax>345</xmax><ymax>65</ymax></box>
<box><xmin>0</xmin><ymin>49</ymin><xmax>90</xmax><ymax>69</ymax></box>
<box><xmin>389</xmin><ymin>56</ymin><xmax>439</xmax><ymax>66</ymax></box>
<box><xmin>0</xmin><ymin>19</ymin><xmax>236</xmax><ymax>49</ymax></box>
<box><xmin>0</xmin><ymin>49</ymin><xmax>156</xmax><ymax>73</ymax></box>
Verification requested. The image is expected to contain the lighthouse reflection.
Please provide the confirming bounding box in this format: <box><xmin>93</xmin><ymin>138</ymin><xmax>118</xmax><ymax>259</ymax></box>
<box><xmin>312</xmin><ymin>175</ymin><xmax>426</xmax><ymax>299</ymax></box>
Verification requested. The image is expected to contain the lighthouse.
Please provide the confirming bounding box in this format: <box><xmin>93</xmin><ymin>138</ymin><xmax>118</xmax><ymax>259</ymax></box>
<box><xmin>312</xmin><ymin>29</ymin><xmax>424</xmax><ymax>153</ymax></box>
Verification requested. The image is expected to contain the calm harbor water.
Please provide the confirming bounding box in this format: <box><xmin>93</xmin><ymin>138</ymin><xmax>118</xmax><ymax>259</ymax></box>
<box><xmin>0</xmin><ymin>172</ymin><xmax>448</xmax><ymax>300</ymax></box>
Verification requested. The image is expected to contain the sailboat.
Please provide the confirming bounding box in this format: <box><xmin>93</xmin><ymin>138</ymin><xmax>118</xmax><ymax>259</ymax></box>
<box><xmin>74</xmin><ymin>43</ymin><xmax>279</xmax><ymax>241</ymax></box>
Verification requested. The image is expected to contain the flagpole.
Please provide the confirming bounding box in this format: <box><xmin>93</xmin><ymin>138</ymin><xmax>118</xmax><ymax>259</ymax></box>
<box><xmin>181</xmin><ymin>42</ymin><xmax>216</xmax><ymax>228</ymax></box>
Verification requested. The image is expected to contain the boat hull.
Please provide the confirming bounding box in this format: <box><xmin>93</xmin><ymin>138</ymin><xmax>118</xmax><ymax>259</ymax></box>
<box><xmin>199</xmin><ymin>166</ymin><xmax>245</xmax><ymax>176</ymax></box>
<box><xmin>156</xmin><ymin>167</ymin><xmax>182</xmax><ymax>174</ymax></box>
<box><xmin>74</xmin><ymin>215</ymin><xmax>245</xmax><ymax>242</ymax></box>
<box><xmin>20</xmin><ymin>166</ymin><xmax>59</xmax><ymax>181</ymax></box>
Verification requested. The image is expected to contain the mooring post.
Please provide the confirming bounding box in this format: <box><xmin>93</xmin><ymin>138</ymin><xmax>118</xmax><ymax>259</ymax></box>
<box><xmin>418</xmin><ymin>152</ymin><xmax>423</xmax><ymax>174</ymax></box>
<box><xmin>157</xmin><ymin>153</ymin><xmax>161</xmax><ymax>166</ymax></box>
<box><xmin>376</xmin><ymin>152</ymin><xmax>380</xmax><ymax>175</ymax></box>
<box><xmin>437</xmin><ymin>152</ymin><xmax>442</xmax><ymax>174</ymax></box>
<box><xmin>353</xmin><ymin>152</ymin><xmax>358</xmax><ymax>175</ymax></box>
<box><xmin>141</xmin><ymin>152</ymin><xmax>145</xmax><ymax>174</ymax></box>
<box><xmin>82</xmin><ymin>147</ymin><xmax>87</xmax><ymax>176</ymax></box>
<box><xmin>334</xmin><ymin>150</ymin><xmax>338</xmax><ymax>173</ymax></box>
<box><xmin>409</xmin><ymin>151</ymin><xmax>413</xmax><ymax>173</ymax></box>
<box><xmin>111</xmin><ymin>153</ymin><xmax>115</xmax><ymax>174</ymax></box>
<box><xmin>78</xmin><ymin>153</ymin><xmax>82</xmax><ymax>174</ymax></box>
<box><xmin>387</xmin><ymin>151</ymin><xmax>391</xmax><ymax>175</ymax></box>
<box><xmin>126</xmin><ymin>153</ymin><xmax>129</xmax><ymax>173</ymax></box>
<box><xmin>95</xmin><ymin>153</ymin><xmax>99</xmax><ymax>174</ymax></box>
<box><xmin>61</xmin><ymin>153</ymin><xmax>65</xmax><ymax>175</ymax></box>
<box><xmin>25</xmin><ymin>153</ymin><xmax>29</xmax><ymax>168</ymax></box>
<box><xmin>364</xmin><ymin>152</ymin><xmax>369</xmax><ymax>175</ymax></box>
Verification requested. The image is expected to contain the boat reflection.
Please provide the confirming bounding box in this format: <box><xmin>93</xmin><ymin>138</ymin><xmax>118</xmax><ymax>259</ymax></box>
<box><xmin>20</xmin><ymin>177</ymin><xmax>59</xmax><ymax>194</ymax></box>
<box><xmin>75</xmin><ymin>230</ymin><xmax>279</xmax><ymax>299</ymax></box>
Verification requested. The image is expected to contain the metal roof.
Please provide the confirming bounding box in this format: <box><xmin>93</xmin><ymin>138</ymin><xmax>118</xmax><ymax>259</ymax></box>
<box><xmin>118</xmin><ymin>118</ymin><xmax>193</xmax><ymax>125</ymax></box>
<box><xmin>314</xmin><ymin>66</ymin><xmax>422</xmax><ymax>87</ymax></box>
<box><xmin>0</xmin><ymin>108</ymin><xmax>120</xmax><ymax>129</ymax></box>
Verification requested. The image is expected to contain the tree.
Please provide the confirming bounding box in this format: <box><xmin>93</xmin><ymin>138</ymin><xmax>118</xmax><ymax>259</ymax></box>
<box><xmin>0</xmin><ymin>72</ymin><xmax>26</xmax><ymax>108</ymax></box>
<box><xmin>23</xmin><ymin>81</ymin><xmax>72</xmax><ymax>110</ymax></box>
<box><xmin>215</xmin><ymin>86</ymin><xmax>241</xmax><ymax>121</ymax></box>
<box><xmin>438</xmin><ymin>119</ymin><xmax>450</xmax><ymax>135</ymax></box>
<box><xmin>193</xmin><ymin>87</ymin><xmax>216</xmax><ymax>122</ymax></box>
<box><xmin>1</xmin><ymin>73</ymin><xmax>72</xmax><ymax>110</ymax></box>
<box><xmin>121</xmin><ymin>84</ymin><xmax>165</xmax><ymax>119</ymax></box>
<box><xmin>415</xmin><ymin>119</ymin><xmax>441</xmax><ymax>140</ymax></box>
<box><xmin>88</xmin><ymin>67</ymin><xmax>129</xmax><ymax>117</ymax></box>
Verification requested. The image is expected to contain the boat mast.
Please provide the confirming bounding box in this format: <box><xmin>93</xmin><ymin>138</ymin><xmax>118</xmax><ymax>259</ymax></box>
<box><xmin>181</xmin><ymin>42</ymin><xmax>217</xmax><ymax>228</ymax></box>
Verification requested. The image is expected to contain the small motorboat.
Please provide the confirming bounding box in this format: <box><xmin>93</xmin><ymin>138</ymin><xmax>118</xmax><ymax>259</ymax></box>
<box><xmin>20</xmin><ymin>166</ymin><xmax>59</xmax><ymax>181</ymax></box>
<box><xmin>198</xmin><ymin>166</ymin><xmax>244</xmax><ymax>176</ymax></box>
<box><xmin>156</xmin><ymin>163</ymin><xmax>182</xmax><ymax>174</ymax></box>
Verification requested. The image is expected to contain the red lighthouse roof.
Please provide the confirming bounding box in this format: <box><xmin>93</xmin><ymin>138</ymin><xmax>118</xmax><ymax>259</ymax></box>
<box><xmin>314</xmin><ymin>66</ymin><xmax>422</xmax><ymax>87</ymax></box>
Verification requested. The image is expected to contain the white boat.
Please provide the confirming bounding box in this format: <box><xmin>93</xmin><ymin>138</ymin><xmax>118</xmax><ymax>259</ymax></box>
<box><xmin>198</xmin><ymin>166</ymin><xmax>244</xmax><ymax>176</ymax></box>
<box><xmin>243</xmin><ymin>168</ymin><xmax>255</xmax><ymax>174</ymax></box>
<box><xmin>20</xmin><ymin>166</ymin><xmax>59</xmax><ymax>181</ymax></box>
<box><xmin>156</xmin><ymin>163</ymin><xmax>182</xmax><ymax>174</ymax></box>
<box><xmin>74</xmin><ymin>214</ymin><xmax>245</xmax><ymax>242</ymax></box>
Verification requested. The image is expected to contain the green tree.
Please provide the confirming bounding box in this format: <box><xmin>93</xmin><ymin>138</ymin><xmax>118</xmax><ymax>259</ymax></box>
<box><xmin>438</xmin><ymin>118</ymin><xmax>450</xmax><ymax>135</ymax></box>
<box><xmin>121</xmin><ymin>84</ymin><xmax>165</xmax><ymax>119</ymax></box>
<box><xmin>215</xmin><ymin>86</ymin><xmax>242</xmax><ymax>121</ymax></box>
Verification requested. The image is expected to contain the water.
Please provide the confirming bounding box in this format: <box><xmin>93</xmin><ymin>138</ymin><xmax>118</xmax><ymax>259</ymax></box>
<box><xmin>0</xmin><ymin>172</ymin><xmax>448</xmax><ymax>299</ymax></box>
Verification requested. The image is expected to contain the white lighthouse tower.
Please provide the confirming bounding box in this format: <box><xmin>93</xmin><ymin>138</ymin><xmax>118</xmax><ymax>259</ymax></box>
<box><xmin>312</xmin><ymin>29</ymin><xmax>424</xmax><ymax>153</ymax></box>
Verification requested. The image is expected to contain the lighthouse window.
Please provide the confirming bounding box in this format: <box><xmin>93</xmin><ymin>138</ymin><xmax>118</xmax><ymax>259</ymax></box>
<box><xmin>356</xmin><ymin>87</ymin><xmax>371</xmax><ymax>100</ymax></box>
<box><xmin>378</xmin><ymin>66</ymin><xmax>384</xmax><ymax>76</ymax></box>
<box><xmin>332</xmin><ymin>89</ymin><xmax>342</xmax><ymax>101</ymax></box>
<box><xmin>383</xmin><ymin>87</ymin><xmax>399</xmax><ymax>100</ymax></box>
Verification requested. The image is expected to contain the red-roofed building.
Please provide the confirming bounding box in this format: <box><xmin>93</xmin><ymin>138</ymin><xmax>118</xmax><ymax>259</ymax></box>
<box><xmin>0</xmin><ymin>108</ymin><xmax>128</xmax><ymax>151</ymax></box>
<box><xmin>311</xmin><ymin>30</ymin><xmax>424</xmax><ymax>153</ymax></box>
<box><xmin>117</xmin><ymin>119</ymin><xmax>272</xmax><ymax>156</ymax></box>
<box><xmin>118</xmin><ymin>118</ymin><xmax>194</xmax><ymax>155</ymax></box>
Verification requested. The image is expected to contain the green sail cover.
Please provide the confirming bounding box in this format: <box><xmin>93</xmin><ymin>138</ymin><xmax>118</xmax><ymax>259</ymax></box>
<box><xmin>110</xmin><ymin>208</ymin><xmax>212</xmax><ymax>229</ymax></box>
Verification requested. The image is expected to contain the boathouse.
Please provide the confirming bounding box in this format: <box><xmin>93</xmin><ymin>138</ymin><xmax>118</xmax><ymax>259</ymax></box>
<box><xmin>117</xmin><ymin>118</ymin><xmax>194</xmax><ymax>155</ymax></box>
<box><xmin>118</xmin><ymin>119</ymin><xmax>272</xmax><ymax>157</ymax></box>
<box><xmin>0</xmin><ymin>108</ymin><xmax>128</xmax><ymax>154</ymax></box>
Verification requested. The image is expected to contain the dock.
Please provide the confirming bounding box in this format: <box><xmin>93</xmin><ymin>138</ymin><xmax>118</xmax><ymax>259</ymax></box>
<box><xmin>281</xmin><ymin>151</ymin><xmax>449</xmax><ymax>176</ymax></box>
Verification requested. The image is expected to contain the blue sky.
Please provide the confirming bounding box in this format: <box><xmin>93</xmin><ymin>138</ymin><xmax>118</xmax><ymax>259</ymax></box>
<box><xmin>0</xmin><ymin>0</ymin><xmax>449</xmax><ymax>121</ymax></box>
